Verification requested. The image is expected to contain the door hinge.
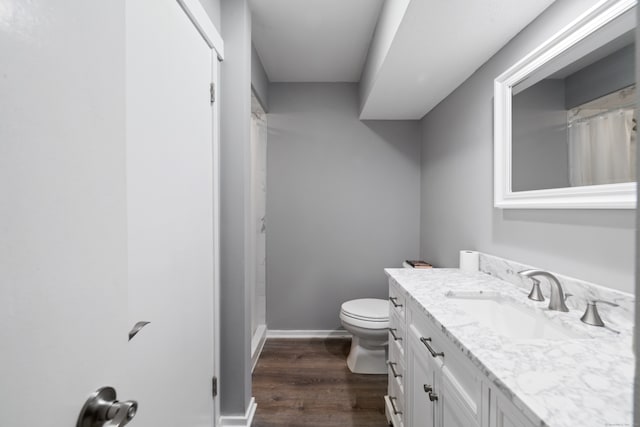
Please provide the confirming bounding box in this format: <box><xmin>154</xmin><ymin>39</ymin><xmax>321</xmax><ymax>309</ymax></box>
<box><xmin>212</xmin><ymin>376</ymin><xmax>218</xmax><ymax>398</ymax></box>
<box><xmin>210</xmin><ymin>82</ymin><xmax>216</xmax><ymax>104</ymax></box>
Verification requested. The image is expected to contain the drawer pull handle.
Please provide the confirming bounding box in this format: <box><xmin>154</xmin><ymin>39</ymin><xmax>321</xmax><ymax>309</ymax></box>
<box><xmin>387</xmin><ymin>361</ymin><xmax>402</xmax><ymax>378</ymax></box>
<box><xmin>420</xmin><ymin>337</ymin><xmax>444</xmax><ymax>358</ymax></box>
<box><xmin>389</xmin><ymin>396</ymin><xmax>403</xmax><ymax>415</ymax></box>
<box><xmin>389</xmin><ymin>328</ymin><xmax>403</xmax><ymax>341</ymax></box>
<box><xmin>423</xmin><ymin>384</ymin><xmax>433</xmax><ymax>393</ymax></box>
<box><xmin>389</xmin><ymin>297</ymin><xmax>403</xmax><ymax>308</ymax></box>
<box><xmin>428</xmin><ymin>391</ymin><xmax>439</xmax><ymax>402</ymax></box>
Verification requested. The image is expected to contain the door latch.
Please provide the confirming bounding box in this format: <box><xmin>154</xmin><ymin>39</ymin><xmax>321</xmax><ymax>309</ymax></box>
<box><xmin>128</xmin><ymin>321</ymin><xmax>151</xmax><ymax>341</ymax></box>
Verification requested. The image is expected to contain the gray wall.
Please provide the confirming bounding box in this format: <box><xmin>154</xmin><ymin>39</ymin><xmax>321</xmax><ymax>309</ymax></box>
<box><xmin>220</xmin><ymin>0</ymin><xmax>252</xmax><ymax>417</ymax></box>
<box><xmin>252</xmin><ymin>44</ymin><xmax>269</xmax><ymax>111</ymax></box>
<box><xmin>267</xmin><ymin>83</ymin><xmax>421</xmax><ymax>330</ymax></box>
<box><xmin>565</xmin><ymin>43</ymin><xmax>635</xmax><ymax>109</ymax></box>
<box><xmin>512</xmin><ymin>79</ymin><xmax>569</xmax><ymax>191</ymax></box>
<box><xmin>419</xmin><ymin>0</ymin><xmax>635</xmax><ymax>294</ymax></box>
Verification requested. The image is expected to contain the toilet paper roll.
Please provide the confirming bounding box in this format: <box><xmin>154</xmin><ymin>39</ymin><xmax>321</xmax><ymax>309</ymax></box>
<box><xmin>459</xmin><ymin>250</ymin><xmax>479</xmax><ymax>272</ymax></box>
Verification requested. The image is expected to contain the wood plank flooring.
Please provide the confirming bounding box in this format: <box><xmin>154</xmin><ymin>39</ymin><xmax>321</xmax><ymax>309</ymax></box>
<box><xmin>252</xmin><ymin>338</ymin><xmax>389</xmax><ymax>427</ymax></box>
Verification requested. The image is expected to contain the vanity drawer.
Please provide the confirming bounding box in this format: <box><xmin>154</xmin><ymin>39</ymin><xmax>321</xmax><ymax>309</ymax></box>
<box><xmin>385</xmin><ymin>375</ymin><xmax>405</xmax><ymax>427</ymax></box>
<box><xmin>409</xmin><ymin>303</ymin><xmax>483</xmax><ymax>423</ymax></box>
<box><xmin>389</xmin><ymin>280</ymin><xmax>406</xmax><ymax>319</ymax></box>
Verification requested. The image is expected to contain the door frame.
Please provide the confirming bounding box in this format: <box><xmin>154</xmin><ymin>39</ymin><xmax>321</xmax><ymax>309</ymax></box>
<box><xmin>175</xmin><ymin>1</ymin><xmax>225</xmax><ymax>424</ymax></box>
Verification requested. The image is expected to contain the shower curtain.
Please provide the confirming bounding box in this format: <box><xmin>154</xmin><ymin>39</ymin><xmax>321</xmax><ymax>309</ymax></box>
<box><xmin>568</xmin><ymin>109</ymin><xmax>636</xmax><ymax>187</ymax></box>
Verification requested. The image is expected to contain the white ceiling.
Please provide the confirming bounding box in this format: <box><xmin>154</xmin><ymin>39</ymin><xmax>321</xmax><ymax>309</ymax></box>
<box><xmin>251</xmin><ymin>0</ymin><xmax>384</xmax><ymax>82</ymax></box>
<box><xmin>251</xmin><ymin>0</ymin><xmax>556</xmax><ymax>119</ymax></box>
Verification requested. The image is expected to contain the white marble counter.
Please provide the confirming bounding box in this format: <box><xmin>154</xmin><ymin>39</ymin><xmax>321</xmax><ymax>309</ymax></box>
<box><xmin>385</xmin><ymin>268</ymin><xmax>635</xmax><ymax>427</ymax></box>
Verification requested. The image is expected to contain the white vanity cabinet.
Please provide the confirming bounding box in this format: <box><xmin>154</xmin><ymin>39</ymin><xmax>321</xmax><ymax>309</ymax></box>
<box><xmin>387</xmin><ymin>278</ymin><xmax>536</xmax><ymax>427</ymax></box>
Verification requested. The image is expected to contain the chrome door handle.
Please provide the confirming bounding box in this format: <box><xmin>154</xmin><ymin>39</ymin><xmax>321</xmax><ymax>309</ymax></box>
<box><xmin>389</xmin><ymin>396</ymin><xmax>402</xmax><ymax>415</ymax></box>
<box><xmin>389</xmin><ymin>328</ymin><xmax>402</xmax><ymax>341</ymax></box>
<box><xmin>77</xmin><ymin>386</ymin><xmax>138</xmax><ymax>427</ymax></box>
<box><xmin>420</xmin><ymin>337</ymin><xmax>444</xmax><ymax>358</ymax></box>
<box><xmin>387</xmin><ymin>361</ymin><xmax>402</xmax><ymax>378</ymax></box>
<box><xmin>389</xmin><ymin>297</ymin><xmax>403</xmax><ymax>308</ymax></box>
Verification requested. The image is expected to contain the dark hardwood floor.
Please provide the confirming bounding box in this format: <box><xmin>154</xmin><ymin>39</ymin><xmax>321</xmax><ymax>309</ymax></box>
<box><xmin>252</xmin><ymin>338</ymin><xmax>389</xmax><ymax>427</ymax></box>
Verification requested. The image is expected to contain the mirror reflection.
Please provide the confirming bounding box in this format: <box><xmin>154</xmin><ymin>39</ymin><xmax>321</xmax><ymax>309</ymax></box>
<box><xmin>511</xmin><ymin>29</ymin><xmax>636</xmax><ymax>192</ymax></box>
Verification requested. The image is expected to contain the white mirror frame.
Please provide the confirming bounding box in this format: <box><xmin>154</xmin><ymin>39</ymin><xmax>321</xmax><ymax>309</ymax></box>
<box><xmin>494</xmin><ymin>0</ymin><xmax>637</xmax><ymax>209</ymax></box>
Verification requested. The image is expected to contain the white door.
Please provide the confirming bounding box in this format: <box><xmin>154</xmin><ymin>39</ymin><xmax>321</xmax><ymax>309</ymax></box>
<box><xmin>126</xmin><ymin>0</ymin><xmax>219</xmax><ymax>426</ymax></box>
<box><xmin>0</xmin><ymin>1</ymin><xmax>129</xmax><ymax>426</ymax></box>
<box><xmin>0</xmin><ymin>0</ymin><xmax>221</xmax><ymax>425</ymax></box>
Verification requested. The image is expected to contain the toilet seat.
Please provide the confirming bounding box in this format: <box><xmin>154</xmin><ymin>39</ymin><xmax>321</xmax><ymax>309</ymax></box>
<box><xmin>340</xmin><ymin>298</ymin><xmax>389</xmax><ymax>328</ymax></box>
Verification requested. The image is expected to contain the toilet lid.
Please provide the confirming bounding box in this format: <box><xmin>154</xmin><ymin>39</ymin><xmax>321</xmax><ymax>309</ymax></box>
<box><xmin>341</xmin><ymin>298</ymin><xmax>388</xmax><ymax>321</ymax></box>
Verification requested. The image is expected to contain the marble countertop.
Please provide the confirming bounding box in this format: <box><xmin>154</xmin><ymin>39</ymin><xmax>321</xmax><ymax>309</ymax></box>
<box><xmin>385</xmin><ymin>268</ymin><xmax>635</xmax><ymax>427</ymax></box>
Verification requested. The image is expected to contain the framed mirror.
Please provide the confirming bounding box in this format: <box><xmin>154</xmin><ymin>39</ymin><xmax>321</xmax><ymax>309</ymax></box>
<box><xmin>494</xmin><ymin>0</ymin><xmax>637</xmax><ymax>209</ymax></box>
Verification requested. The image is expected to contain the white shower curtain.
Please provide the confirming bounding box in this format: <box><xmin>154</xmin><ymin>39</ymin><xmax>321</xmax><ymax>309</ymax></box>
<box><xmin>568</xmin><ymin>109</ymin><xmax>635</xmax><ymax>187</ymax></box>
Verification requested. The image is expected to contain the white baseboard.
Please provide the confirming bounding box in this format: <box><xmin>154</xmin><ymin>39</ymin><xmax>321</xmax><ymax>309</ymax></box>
<box><xmin>266</xmin><ymin>329</ymin><xmax>351</xmax><ymax>339</ymax></box>
<box><xmin>219</xmin><ymin>397</ymin><xmax>257</xmax><ymax>427</ymax></box>
<box><xmin>251</xmin><ymin>324</ymin><xmax>267</xmax><ymax>372</ymax></box>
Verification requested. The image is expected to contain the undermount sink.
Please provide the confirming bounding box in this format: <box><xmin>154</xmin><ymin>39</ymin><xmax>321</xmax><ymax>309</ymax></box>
<box><xmin>445</xmin><ymin>291</ymin><xmax>582</xmax><ymax>341</ymax></box>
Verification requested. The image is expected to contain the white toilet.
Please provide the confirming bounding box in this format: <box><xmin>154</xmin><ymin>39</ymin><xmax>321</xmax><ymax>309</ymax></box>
<box><xmin>339</xmin><ymin>298</ymin><xmax>389</xmax><ymax>374</ymax></box>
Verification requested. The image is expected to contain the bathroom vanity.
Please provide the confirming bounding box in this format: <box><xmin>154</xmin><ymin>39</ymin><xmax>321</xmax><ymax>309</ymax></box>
<box><xmin>384</xmin><ymin>265</ymin><xmax>634</xmax><ymax>427</ymax></box>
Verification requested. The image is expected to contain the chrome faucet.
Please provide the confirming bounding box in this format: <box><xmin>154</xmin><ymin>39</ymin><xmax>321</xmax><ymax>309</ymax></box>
<box><xmin>519</xmin><ymin>269</ymin><xmax>570</xmax><ymax>312</ymax></box>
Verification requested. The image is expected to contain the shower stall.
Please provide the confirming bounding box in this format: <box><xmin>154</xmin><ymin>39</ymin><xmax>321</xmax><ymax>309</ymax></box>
<box><xmin>250</xmin><ymin>92</ymin><xmax>267</xmax><ymax>368</ymax></box>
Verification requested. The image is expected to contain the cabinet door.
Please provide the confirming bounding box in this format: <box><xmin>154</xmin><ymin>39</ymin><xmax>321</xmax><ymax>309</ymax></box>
<box><xmin>440</xmin><ymin>371</ymin><xmax>479</xmax><ymax>427</ymax></box>
<box><xmin>408</xmin><ymin>326</ymin><xmax>440</xmax><ymax>427</ymax></box>
<box><xmin>490</xmin><ymin>386</ymin><xmax>535</xmax><ymax>427</ymax></box>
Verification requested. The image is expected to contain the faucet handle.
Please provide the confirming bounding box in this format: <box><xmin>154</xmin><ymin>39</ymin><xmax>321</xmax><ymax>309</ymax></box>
<box><xmin>526</xmin><ymin>280</ymin><xmax>572</xmax><ymax>303</ymax></box>
<box><xmin>518</xmin><ymin>269</ymin><xmax>569</xmax><ymax>312</ymax></box>
<box><xmin>527</xmin><ymin>278</ymin><xmax>545</xmax><ymax>302</ymax></box>
<box><xmin>580</xmin><ymin>299</ymin><xmax>619</xmax><ymax>327</ymax></box>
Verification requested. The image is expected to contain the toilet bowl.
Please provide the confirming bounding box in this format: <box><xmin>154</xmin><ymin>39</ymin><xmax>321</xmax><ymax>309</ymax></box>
<box><xmin>339</xmin><ymin>298</ymin><xmax>389</xmax><ymax>374</ymax></box>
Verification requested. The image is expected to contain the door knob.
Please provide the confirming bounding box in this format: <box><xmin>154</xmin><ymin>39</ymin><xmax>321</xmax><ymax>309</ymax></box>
<box><xmin>77</xmin><ymin>386</ymin><xmax>138</xmax><ymax>427</ymax></box>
